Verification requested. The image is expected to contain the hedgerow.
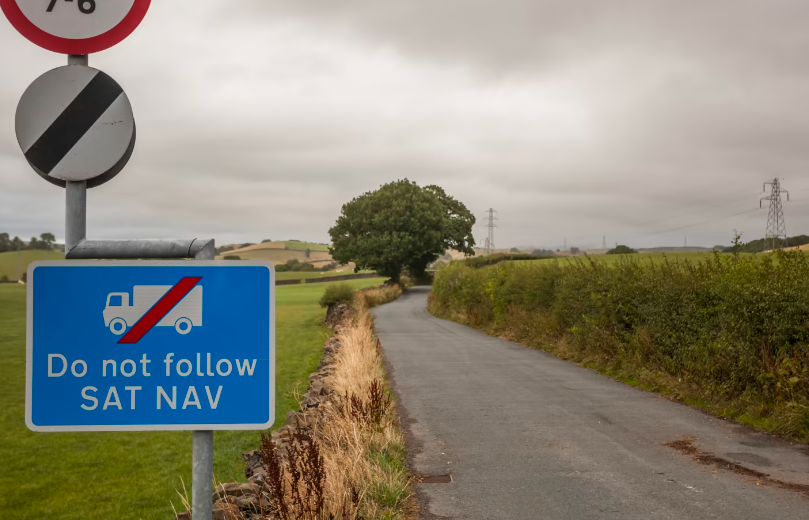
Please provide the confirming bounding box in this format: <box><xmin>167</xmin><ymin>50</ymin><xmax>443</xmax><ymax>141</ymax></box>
<box><xmin>430</xmin><ymin>251</ymin><xmax>809</xmax><ymax>440</ymax></box>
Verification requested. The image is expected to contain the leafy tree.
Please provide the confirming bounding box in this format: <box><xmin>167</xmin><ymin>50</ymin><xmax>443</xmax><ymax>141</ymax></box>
<box><xmin>329</xmin><ymin>180</ymin><xmax>475</xmax><ymax>282</ymax></box>
<box><xmin>570</xmin><ymin>247</ymin><xmax>581</xmax><ymax>255</ymax></box>
<box><xmin>0</xmin><ymin>233</ymin><xmax>10</xmax><ymax>253</ymax></box>
<box><xmin>607</xmin><ymin>245</ymin><xmax>637</xmax><ymax>254</ymax></box>
<box><xmin>509</xmin><ymin>247</ymin><xmax>520</xmax><ymax>253</ymax></box>
<box><xmin>261</xmin><ymin>239</ymin><xmax>273</xmax><ymax>243</ymax></box>
<box><xmin>11</xmin><ymin>236</ymin><xmax>23</xmax><ymax>251</ymax></box>
<box><xmin>39</xmin><ymin>233</ymin><xmax>55</xmax><ymax>249</ymax></box>
<box><xmin>223</xmin><ymin>255</ymin><xmax>241</xmax><ymax>260</ymax></box>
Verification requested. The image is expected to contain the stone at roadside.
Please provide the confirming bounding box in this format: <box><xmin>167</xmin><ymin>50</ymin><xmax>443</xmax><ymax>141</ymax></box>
<box><xmin>310</xmin><ymin>378</ymin><xmax>325</xmax><ymax>395</ymax></box>
<box><xmin>212</xmin><ymin>502</ymin><xmax>240</xmax><ymax>520</ymax></box>
<box><xmin>325</xmin><ymin>301</ymin><xmax>352</xmax><ymax>328</ymax></box>
<box><xmin>235</xmin><ymin>493</ymin><xmax>272</xmax><ymax>511</ymax></box>
<box><xmin>212</xmin><ymin>482</ymin><xmax>259</xmax><ymax>502</ymax></box>
<box><xmin>243</xmin><ymin>449</ymin><xmax>263</xmax><ymax>478</ymax></box>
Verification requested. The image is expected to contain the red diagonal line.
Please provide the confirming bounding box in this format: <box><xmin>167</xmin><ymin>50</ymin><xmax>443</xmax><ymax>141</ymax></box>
<box><xmin>118</xmin><ymin>277</ymin><xmax>202</xmax><ymax>344</ymax></box>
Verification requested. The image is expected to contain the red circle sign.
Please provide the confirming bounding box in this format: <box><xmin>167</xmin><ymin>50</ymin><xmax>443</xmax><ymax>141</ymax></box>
<box><xmin>0</xmin><ymin>0</ymin><xmax>150</xmax><ymax>54</ymax></box>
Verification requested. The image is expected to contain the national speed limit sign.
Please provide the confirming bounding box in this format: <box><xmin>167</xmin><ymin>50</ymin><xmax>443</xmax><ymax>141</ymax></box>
<box><xmin>16</xmin><ymin>65</ymin><xmax>136</xmax><ymax>188</ymax></box>
<box><xmin>0</xmin><ymin>0</ymin><xmax>150</xmax><ymax>54</ymax></box>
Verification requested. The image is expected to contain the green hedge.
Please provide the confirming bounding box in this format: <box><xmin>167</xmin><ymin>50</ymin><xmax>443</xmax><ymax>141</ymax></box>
<box><xmin>431</xmin><ymin>252</ymin><xmax>809</xmax><ymax>436</ymax></box>
<box><xmin>319</xmin><ymin>283</ymin><xmax>356</xmax><ymax>308</ymax></box>
<box><xmin>461</xmin><ymin>253</ymin><xmax>551</xmax><ymax>268</ymax></box>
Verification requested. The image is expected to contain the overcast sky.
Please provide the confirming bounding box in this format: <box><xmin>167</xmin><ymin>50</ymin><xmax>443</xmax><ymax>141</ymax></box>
<box><xmin>2</xmin><ymin>1</ymin><xmax>809</xmax><ymax>250</ymax></box>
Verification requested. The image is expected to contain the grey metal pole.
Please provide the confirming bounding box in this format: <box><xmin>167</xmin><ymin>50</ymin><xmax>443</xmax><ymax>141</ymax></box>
<box><xmin>193</xmin><ymin>240</ymin><xmax>215</xmax><ymax>520</ymax></box>
<box><xmin>192</xmin><ymin>431</ymin><xmax>214</xmax><ymax>520</ymax></box>
<box><xmin>65</xmin><ymin>54</ymin><xmax>88</xmax><ymax>254</ymax></box>
<box><xmin>65</xmin><ymin>181</ymin><xmax>87</xmax><ymax>252</ymax></box>
<box><xmin>68</xmin><ymin>54</ymin><xmax>88</xmax><ymax>66</ymax></box>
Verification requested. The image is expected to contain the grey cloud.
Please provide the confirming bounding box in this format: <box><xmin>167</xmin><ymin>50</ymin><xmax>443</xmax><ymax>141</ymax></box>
<box><xmin>1</xmin><ymin>1</ymin><xmax>809</xmax><ymax>249</ymax></box>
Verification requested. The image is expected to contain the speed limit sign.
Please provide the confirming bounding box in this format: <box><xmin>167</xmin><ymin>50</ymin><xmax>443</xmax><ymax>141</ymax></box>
<box><xmin>0</xmin><ymin>0</ymin><xmax>150</xmax><ymax>54</ymax></box>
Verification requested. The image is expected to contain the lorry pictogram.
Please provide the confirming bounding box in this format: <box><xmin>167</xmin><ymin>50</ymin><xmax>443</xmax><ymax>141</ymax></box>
<box><xmin>103</xmin><ymin>285</ymin><xmax>202</xmax><ymax>336</ymax></box>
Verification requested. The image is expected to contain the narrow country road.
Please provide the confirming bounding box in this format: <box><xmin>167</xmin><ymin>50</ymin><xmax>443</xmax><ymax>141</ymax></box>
<box><xmin>373</xmin><ymin>287</ymin><xmax>809</xmax><ymax>520</ymax></box>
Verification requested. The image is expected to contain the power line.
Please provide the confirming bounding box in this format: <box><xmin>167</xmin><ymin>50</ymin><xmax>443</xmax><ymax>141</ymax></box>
<box><xmin>761</xmin><ymin>178</ymin><xmax>789</xmax><ymax>250</ymax></box>
<box><xmin>645</xmin><ymin>208</ymin><xmax>759</xmax><ymax>236</ymax></box>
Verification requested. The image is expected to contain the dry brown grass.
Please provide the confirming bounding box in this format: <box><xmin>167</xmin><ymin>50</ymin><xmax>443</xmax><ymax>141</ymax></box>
<box><xmin>195</xmin><ymin>287</ymin><xmax>413</xmax><ymax>520</ymax></box>
<box><xmin>311</xmin><ymin>296</ymin><xmax>413</xmax><ymax>518</ymax></box>
<box><xmin>356</xmin><ymin>285</ymin><xmax>403</xmax><ymax>309</ymax></box>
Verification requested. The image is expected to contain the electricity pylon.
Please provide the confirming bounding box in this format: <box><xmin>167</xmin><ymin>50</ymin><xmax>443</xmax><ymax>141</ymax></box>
<box><xmin>760</xmin><ymin>178</ymin><xmax>789</xmax><ymax>250</ymax></box>
<box><xmin>484</xmin><ymin>208</ymin><xmax>497</xmax><ymax>255</ymax></box>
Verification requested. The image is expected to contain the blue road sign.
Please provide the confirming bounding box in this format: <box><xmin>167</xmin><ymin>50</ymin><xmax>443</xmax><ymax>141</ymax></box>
<box><xmin>25</xmin><ymin>261</ymin><xmax>274</xmax><ymax>432</ymax></box>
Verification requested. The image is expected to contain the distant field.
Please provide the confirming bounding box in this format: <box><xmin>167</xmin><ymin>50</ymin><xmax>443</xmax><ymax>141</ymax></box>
<box><xmin>0</xmin><ymin>277</ymin><xmax>387</xmax><ymax>520</ymax></box>
<box><xmin>275</xmin><ymin>269</ymin><xmax>370</xmax><ymax>281</ymax></box>
<box><xmin>224</xmin><ymin>241</ymin><xmax>330</xmax><ymax>255</ymax></box>
<box><xmin>217</xmin><ymin>248</ymin><xmax>332</xmax><ymax>265</ymax></box>
<box><xmin>0</xmin><ymin>250</ymin><xmax>63</xmax><ymax>281</ymax></box>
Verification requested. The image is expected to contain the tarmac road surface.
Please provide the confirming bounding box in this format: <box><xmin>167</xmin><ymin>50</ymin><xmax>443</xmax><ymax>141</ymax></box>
<box><xmin>373</xmin><ymin>287</ymin><xmax>809</xmax><ymax>520</ymax></box>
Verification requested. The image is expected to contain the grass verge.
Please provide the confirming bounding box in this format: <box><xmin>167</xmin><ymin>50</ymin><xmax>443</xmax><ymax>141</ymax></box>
<box><xmin>0</xmin><ymin>277</ymin><xmax>387</xmax><ymax>520</ymax></box>
<box><xmin>200</xmin><ymin>282</ymin><xmax>412</xmax><ymax>520</ymax></box>
<box><xmin>312</xmin><ymin>284</ymin><xmax>413</xmax><ymax>519</ymax></box>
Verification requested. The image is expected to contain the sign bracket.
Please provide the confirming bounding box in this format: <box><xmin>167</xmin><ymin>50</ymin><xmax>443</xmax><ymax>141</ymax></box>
<box><xmin>66</xmin><ymin>238</ymin><xmax>216</xmax><ymax>260</ymax></box>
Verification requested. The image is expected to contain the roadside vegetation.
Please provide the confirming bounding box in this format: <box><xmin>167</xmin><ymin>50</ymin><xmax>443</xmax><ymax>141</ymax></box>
<box><xmin>430</xmin><ymin>250</ymin><xmax>809</xmax><ymax>442</ymax></box>
<box><xmin>0</xmin><ymin>277</ymin><xmax>387</xmax><ymax>520</ymax></box>
<box><xmin>314</xmin><ymin>284</ymin><xmax>412</xmax><ymax>519</ymax></box>
<box><xmin>182</xmin><ymin>282</ymin><xmax>411</xmax><ymax>520</ymax></box>
<box><xmin>279</xmin><ymin>284</ymin><xmax>412</xmax><ymax>519</ymax></box>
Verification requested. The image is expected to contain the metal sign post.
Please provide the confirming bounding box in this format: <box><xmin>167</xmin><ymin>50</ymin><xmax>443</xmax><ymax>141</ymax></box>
<box><xmin>60</xmin><ymin>58</ymin><xmax>214</xmax><ymax>520</ymax></box>
<box><xmin>192</xmin><ymin>246</ymin><xmax>214</xmax><ymax>520</ymax></box>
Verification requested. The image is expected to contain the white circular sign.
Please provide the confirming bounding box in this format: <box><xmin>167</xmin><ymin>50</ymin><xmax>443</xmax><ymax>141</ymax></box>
<box><xmin>16</xmin><ymin>65</ymin><xmax>135</xmax><ymax>188</ymax></box>
<box><xmin>16</xmin><ymin>0</ymin><xmax>135</xmax><ymax>39</ymax></box>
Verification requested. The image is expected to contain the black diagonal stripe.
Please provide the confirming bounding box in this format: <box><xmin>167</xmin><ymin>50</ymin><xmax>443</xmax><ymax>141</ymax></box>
<box><xmin>25</xmin><ymin>71</ymin><xmax>123</xmax><ymax>175</ymax></box>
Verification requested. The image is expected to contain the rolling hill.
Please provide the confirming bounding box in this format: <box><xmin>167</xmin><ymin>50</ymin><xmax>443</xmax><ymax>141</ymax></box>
<box><xmin>0</xmin><ymin>250</ymin><xmax>63</xmax><ymax>281</ymax></box>
<box><xmin>216</xmin><ymin>240</ymin><xmax>335</xmax><ymax>265</ymax></box>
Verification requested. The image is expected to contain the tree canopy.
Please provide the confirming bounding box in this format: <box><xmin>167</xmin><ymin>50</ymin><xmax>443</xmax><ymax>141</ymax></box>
<box><xmin>0</xmin><ymin>232</ymin><xmax>56</xmax><ymax>253</ymax></box>
<box><xmin>328</xmin><ymin>180</ymin><xmax>475</xmax><ymax>281</ymax></box>
<box><xmin>607</xmin><ymin>245</ymin><xmax>638</xmax><ymax>254</ymax></box>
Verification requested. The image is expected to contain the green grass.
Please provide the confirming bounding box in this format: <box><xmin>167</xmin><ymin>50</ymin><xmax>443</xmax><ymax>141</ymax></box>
<box><xmin>0</xmin><ymin>277</ymin><xmax>387</xmax><ymax>520</ymax></box>
<box><xmin>282</xmin><ymin>241</ymin><xmax>330</xmax><ymax>252</ymax></box>
<box><xmin>0</xmin><ymin>250</ymin><xmax>63</xmax><ymax>281</ymax></box>
<box><xmin>217</xmin><ymin>249</ymin><xmax>333</xmax><ymax>265</ymax></box>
